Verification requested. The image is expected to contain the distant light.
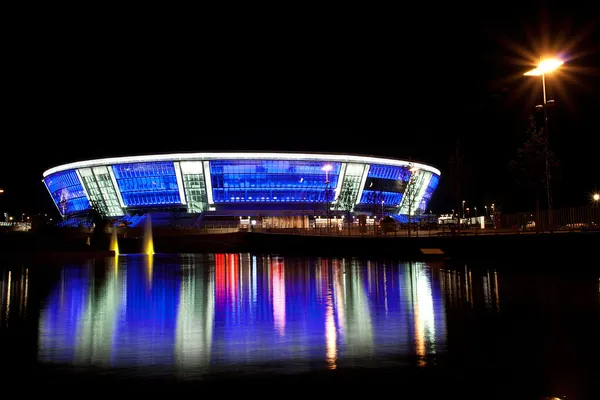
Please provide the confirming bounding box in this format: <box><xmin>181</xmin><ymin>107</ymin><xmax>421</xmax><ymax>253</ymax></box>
<box><xmin>524</xmin><ymin>69</ymin><xmax>542</xmax><ymax>76</ymax></box>
<box><xmin>539</xmin><ymin>58</ymin><xmax>564</xmax><ymax>72</ymax></box>
<box><xmin>524</xmin><ymin>58</ymin><xmax>563</xmax><ymax>76</ymax></box>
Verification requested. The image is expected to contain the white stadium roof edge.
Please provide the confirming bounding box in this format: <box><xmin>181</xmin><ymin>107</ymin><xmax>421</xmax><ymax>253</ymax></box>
<box><xmin>42</xmin><ymin>152</ymin><xmax>441</xmax><ymax>178</ymax></box>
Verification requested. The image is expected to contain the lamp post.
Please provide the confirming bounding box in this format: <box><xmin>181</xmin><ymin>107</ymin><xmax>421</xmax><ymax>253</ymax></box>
<box><xmin>594</xmin><ymin>193</ymin><xmax>600</xmax><ymax>227</ymax></box>
<box><xmin>322</xmin><ymin>164</ymin><xmax>333</xmax><ymax>230</ymax></box>
<box><xmin>0</xmin><ymin>189</ymin><xmax>4</xmax><ymax>222</ymax></box>
<box><xmin>462</xmin><ymin>200</ymin><xmax>465</xmax><ymax>219</ymax></box>
<box><xmin>524</xmin><ymin>58</ymin><xmax>563</xmax><ymax>230</ymax></box>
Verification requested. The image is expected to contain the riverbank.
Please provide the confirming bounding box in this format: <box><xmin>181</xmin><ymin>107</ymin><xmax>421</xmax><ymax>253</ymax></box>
<box><xmin>2</xmin><ymin>229</ymin><xmax>597</xmax><ymax>263</ymax></box>
<box><xmin>241</xmin><ymin>230</ymin><xmax>599</xmax><ymax>262</ymax></box>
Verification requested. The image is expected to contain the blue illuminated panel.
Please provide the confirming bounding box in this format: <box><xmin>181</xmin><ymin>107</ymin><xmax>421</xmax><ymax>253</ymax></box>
<box><xmin>112</xmin><ymin>162</ymin><xmax>181</xmax><ymax>207</ymax></box>
<box><xmin>367</xmin><ymin>164</ymin><xmax>411</xmax><ymax>181</ymax></box>
<box><xmin>420</xmin><ymin>174</ymin><xmax>440</xmax><ymax>211</ymax></box>
<box><xmin>358</xmin><ymin>164</ymin><xmax>411</xmax><ymax>205</ymax></box>
<box><xmin>360</xmin><ymin>190</ymin><xmax>403</xmax><ymax>206</ymax></box>
<box><xmin>44</xmin><ymin>170</ymin><xmax>90</xmax><ymax>215</ymax></box>
<box><xmin>209</xmin><ymin>160</ymin><xmax>341</xmax><ymax>203</ymax></box>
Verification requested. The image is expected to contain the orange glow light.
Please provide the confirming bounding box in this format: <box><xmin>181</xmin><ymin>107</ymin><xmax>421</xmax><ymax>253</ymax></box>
<box><xmin>524</xmin><ymin>58</ymin><xmax>563</xmax><ymax>76</ymax></box>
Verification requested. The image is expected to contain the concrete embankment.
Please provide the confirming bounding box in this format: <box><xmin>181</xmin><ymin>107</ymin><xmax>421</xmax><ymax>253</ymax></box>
<box><xmin>240</xmin><ymin>231</ymin><xmax>599</xmax><ymax>262</ymax></box>
<box><xmin>1</xmin><ymin>229</ymin><xmax>597</xmax><ymax>264</ymax></box>
<box><xmin>0</xmin><ymin>231</ymin><xmax>114</xmax><ymax>261</ymax></box>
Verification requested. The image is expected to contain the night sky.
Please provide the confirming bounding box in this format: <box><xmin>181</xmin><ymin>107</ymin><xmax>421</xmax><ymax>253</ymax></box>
<box><xmin>2</xmin><ymin>4</ymin><xmax>598</xmax><ymax>219</ymax></box>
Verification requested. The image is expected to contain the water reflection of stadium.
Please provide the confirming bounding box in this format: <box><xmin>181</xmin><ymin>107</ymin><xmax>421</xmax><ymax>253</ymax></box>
<box><xmin>36</xmin><ymin>254</ymin><xmax>455</xmax><ymax>376</ymax></box>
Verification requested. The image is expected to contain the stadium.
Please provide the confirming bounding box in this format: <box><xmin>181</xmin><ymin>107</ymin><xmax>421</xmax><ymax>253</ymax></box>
<box><xmin>42</xmin><ymin>152</ymin><xmax>440</xmax><ymax>229</ymax></box>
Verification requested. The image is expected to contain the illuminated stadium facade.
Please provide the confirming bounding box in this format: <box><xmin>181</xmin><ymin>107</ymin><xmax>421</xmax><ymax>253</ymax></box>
<box><xmin>42</xmin><ymin>152</ymin><xmax>440</xmax><ymax>226</ymax></box>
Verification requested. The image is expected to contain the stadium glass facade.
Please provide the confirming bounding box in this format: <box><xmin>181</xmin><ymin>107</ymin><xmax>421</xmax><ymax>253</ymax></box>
<box><xmin>42</xmin><ymin>153</ymin><xmax>440</xmax><ymax>221</ymax></box>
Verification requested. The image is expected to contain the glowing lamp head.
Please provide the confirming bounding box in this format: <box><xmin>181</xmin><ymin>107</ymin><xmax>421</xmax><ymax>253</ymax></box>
<box><xmin>593</xmin><ymin>193</ymin><xmax>600</xmax><ymax>202</ymax></box>
<box><xmin>524</xmin><ymin>58</ymin><xmax>564</xmax><ymax>76</ymax></box>
<box><xmin>321</xmin><ymin>164</ymin><xmax>333</xmax><ymax>172</ymax></box>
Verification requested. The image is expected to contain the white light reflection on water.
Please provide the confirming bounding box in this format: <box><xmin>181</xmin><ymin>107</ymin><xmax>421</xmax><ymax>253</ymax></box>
<box><xmin>175</xmin><ymin>254</ymin><xmax>214</xmax><ymax>374</ymax></box>
<box><xmin>1</xmin><ymin>268</ymin><xmax>30</xmax><ymax>324</ymax></box>
<box><xmin>409</xmin><ymin>262</ymin><xmax>437</xmax><ymax>367</ymax></box>
<box><xmin>74</xmin><ymin>257</ymin><xmax>122</xmax><ymax>365</ymax></box>
<box><xmin>439</xmin><ymin>265</ymin><xmax>500</xmax><ymax>312</ymax></box>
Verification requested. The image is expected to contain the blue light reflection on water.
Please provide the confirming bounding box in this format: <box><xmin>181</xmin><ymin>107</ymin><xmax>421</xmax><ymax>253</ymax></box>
<box><xmin>37</xmin><ymin>254</ymin><xmax>447</xmax><ymax>377</ymax></box>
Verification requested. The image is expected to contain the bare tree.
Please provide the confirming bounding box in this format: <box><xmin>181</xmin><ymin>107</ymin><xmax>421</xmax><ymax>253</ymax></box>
<box><xmin>448</xmin><ymin>140</ymin><xmax>464</xmax><ymax>233</ymax></box>
<box><xmin>86</xmin><ymin>199</ymin><xmax>110</xmax><ymax>249</ymax></box>
<box><xmin>365</xmin><ymin>189</ymin><xmax>384</xmax><ymax>234</ymax></box>
<box><xmin>509</xmin><ymin>114</ymin><xmax>560</xmax><ymax>212</ymax></box>
<box><xmin>403</xmin><ymin>168</ymin><xmax>420</xmax><ymax>237</ymax></box>
<box><xmin>335</xmin><ymin>180</ymin><xmax>357</xmax><ymax>231</ymax></box>
<box><xmin>366</xmin><ymin>190</ymin><xmax>384</xmax><ymax>217</ymax></box>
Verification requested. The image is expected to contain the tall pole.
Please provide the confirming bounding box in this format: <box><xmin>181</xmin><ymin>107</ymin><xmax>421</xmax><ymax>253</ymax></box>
<box><xmin>456</xmin><ymin>140</ymin><xmax>461</xmax><ymax>235</ymax></box>
<box><xmin>542</xmin><ymin>73</ymin><xmax>553</xmax><ymax>231</ymax></box>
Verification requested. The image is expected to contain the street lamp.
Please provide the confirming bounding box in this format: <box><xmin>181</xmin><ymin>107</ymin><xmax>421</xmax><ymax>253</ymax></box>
<box><xmin>0</xmin><ymin>189</ymin><xmax>4</xmax><ymax>222</ymax></box>
<box><xmin>322</xmin><ymin>164</ymin><xmax>333</xmax><ymax>184</ymax></box>
<box><xmin>462</xmin><ymin>200</ymin><xmax>465</xmax><ymax>219</ymax></box>
<box><xmin>524</xmin><ymin>57</ymin><xmax>563</xmax><ymax>222</ymax></box>
<box><xmin>593</xmin><ymin>193</ymin><xmax>599</xmax><ymax>202</ymax></box>
<box><xmin>322</xmin><ymin>164</ymin><xmax>333</xmax><ymax>228</ymax></box>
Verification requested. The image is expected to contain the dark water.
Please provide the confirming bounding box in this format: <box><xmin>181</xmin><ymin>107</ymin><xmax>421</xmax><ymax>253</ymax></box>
<box><xmin>1</xmin><ymin>253</ymin><xmax>599</xmax><ymax>398</ymax></box>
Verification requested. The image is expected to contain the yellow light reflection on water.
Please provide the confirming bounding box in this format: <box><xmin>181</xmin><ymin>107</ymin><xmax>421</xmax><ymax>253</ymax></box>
<box><xmin>146</xmin><ymin>254</ymin><xmax>154</xmax><ymax>289</ymax></box>
<box><xmin>5</xmin><ymin>271</ymin><xmax>11</xmax><ymax>321</ymax></box>
<box><xmin>325</xmin><ymin>290</ymin><xmax>337</xmax><ymax>369</ymax></box>
<box><xmin>494</xmin><ymin>270</ymin><xmax>500</xmax><ymax>312</ymax></box>
<box><xmin>24</xmin><ymin>269</ymin><xmax>28</xmax><ymax>315</ymax></box>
